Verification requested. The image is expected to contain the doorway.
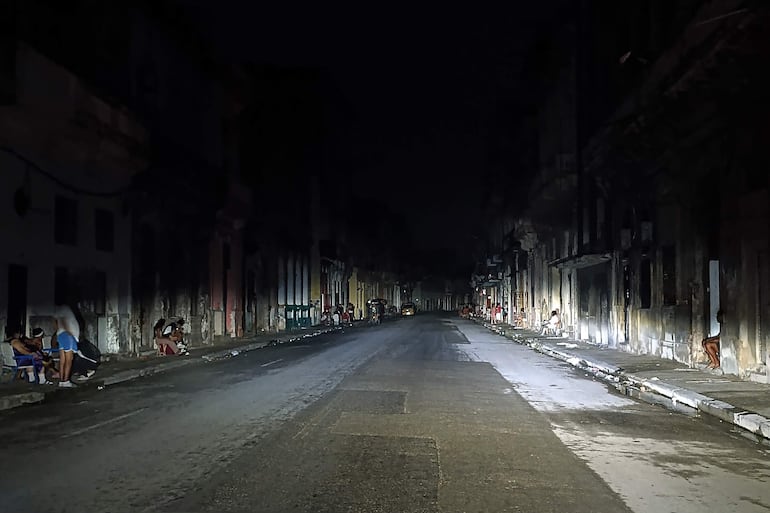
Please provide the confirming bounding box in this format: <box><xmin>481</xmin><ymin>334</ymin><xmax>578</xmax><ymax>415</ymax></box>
<box><xmin>7</xmin><ymin>264</ymin><xmax>28</xmax><ymax>335</ymax></box>
<box><xmin>757</xmin><ymin>252</ymin><xmax>769</xmax><ymax>366</ymax></box>
<box><xmin>222</xmin><ymin>242</ymin><xmax>230</xmax><ymax>336</ymax></box>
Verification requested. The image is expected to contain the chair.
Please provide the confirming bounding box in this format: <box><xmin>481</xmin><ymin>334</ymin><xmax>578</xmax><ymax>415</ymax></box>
<box><xmin>42</xmin><ymin>336</ymin><xmax>60</xmax><ymax>360</ymax></box>
<box><xmin>0</xmin><ymin>342</ymin><xmax>36</xmax><ymax>383</ymax></box>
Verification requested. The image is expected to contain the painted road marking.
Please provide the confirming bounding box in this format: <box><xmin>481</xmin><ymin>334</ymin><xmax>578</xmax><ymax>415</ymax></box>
<box><xmin>63</xmin><ymin>408</ymin><xmax>147</xmax><ymax>438</ymax></box>
<box><xmin>261</xmin><ymin>359</ymin><xmax>283</xmax><ymax>367</ymax></box>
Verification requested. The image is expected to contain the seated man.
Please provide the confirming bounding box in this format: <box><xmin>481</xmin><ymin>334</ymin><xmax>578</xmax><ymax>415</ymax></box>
<box><xmin>29</xmin><ymin>327</ymin><xmax>59</xmax><ymax>380</ymax></box>
<box><xmin>702</xmin><ymin>334</ymin><xmax>720</xmax><ymax>369</ymax></box>
<box><xmin>6</xmin><ymin>326</ymin><xmax>51</xmax><ymax>384</ymax></box>
<box><xmin>166</xmin><ymin>319</ymin><xmax>189</xmax><ymax>354</ymax></box>
<box><xmin>154</xmin><ymin>318</ymin><xmax>178</xmax><ymax>355</ymax></box>
<box><xmin>542</xmin><ymin>310</ymin><xmax>561</xmax><ymax>336</ymax></box>
<box><xmin>156</xmin><ymin>319</ymin><xmax>189</xmax><ymax>356</ymax></box>
<box><xmin>702</xmin><ymin>310</ymin><xmax>723</xmax><ymax>369</ymax></box>
<box><xmin>516</xmin><ymin>308</ymin><xmax>526</xmax><ymax>328</ymax></box>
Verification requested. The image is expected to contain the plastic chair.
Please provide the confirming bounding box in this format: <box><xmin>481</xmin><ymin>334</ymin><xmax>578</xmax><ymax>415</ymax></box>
<box><xmin>0</xmin><ymin>342</ymin><xmax>36</xmax><ymax>383</ymax></box>
<box><xmin>42</xmin><ymin>336</ymin><xmax>60</xmax><ymax>361</ymax></box>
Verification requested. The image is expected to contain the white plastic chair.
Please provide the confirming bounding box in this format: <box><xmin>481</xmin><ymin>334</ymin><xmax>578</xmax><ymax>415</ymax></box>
<box><xmin>42</xmin><ymin>336</ymin><xmax>60</xmax><ymax>362</ymax></box>
<box><xmin>1</xmin><ymin>342</ymin><xmax>35</xmax><ymax>383</ymax></box>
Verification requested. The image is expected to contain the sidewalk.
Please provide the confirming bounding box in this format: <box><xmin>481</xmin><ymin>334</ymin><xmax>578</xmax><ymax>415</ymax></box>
<box><xmin>476</xmin><ymin>320</ymin><xmax>770</xmax><ymax>441</ymax></box>
<box><xmin>0</xmin><ymin>323</ymin><xmax>355</xmax><ymax>413</ymax></box>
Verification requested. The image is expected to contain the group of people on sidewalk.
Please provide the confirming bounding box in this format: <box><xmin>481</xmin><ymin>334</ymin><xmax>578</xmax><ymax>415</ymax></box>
<box><xmin>483</xmin><ymin>304</ymin><xmax>723</xmax><ymax>369</ymax></box>
<box><xmin>322</xmin><ymin>303</ymin><xmax>357</xmax><ymax>327</ymax></box>
<box><xmin>153</xmin><ymin>318</ymin><xmax>190</xmax><ymax>356</ymax></box>
<box><xmin>4</xmin><ymin>306</ymin><xmax>100</xmax><ymax>388</ymax></box>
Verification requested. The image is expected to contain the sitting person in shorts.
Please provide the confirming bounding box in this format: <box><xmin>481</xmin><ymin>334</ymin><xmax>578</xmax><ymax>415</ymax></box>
<box><xmin>163</xmin><ymin>319</ymin><xmax>189</xmax><ymax>355</ymax></box>
<box><xmin>29</xmin><ymin>327</ymin><xmax>59</xmax><ymax>380</ymax></box>
<box><xmin>155</xmin><ymin>318</ymin><xmax>188</xmax><ymax>356</ymax></box>
<box><xmin>6</xmin><ymin>326</ymin><xmax>51</xmax><ymax>384</ymax></box>
<box><xmin>702</xmin><ymin>310</ymin><xmax>723</xmax><ymax>369</ymax></box>
<box><xmin>542</xmin><ymin>310</ymin><xmax>561</xmax><ymax>336</ymax></box>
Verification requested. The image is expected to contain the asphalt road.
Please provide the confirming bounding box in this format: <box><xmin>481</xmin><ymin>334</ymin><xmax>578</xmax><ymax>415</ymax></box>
<box><xmin>2</xmin><ymin>315</ymin><xmax>769</xmax><ymax>513</ymax></box>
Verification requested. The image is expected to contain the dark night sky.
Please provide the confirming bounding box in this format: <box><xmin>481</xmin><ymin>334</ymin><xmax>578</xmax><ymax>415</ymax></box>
<box><xmin>182</xmin><ymin>2</ymin><xmax>561</xmax><ymax>263</ymax></box>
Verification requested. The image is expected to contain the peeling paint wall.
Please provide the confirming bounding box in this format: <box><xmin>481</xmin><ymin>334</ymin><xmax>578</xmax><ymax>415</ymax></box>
<box><xmin>0</xmin><ymin>44</ymin><xmax>142</xmax><ymax>352</ymax></box>
<box><xmin>721</xmin><ymin>189</ymin><xmax>770</xmax><ymax>378</ymax></box>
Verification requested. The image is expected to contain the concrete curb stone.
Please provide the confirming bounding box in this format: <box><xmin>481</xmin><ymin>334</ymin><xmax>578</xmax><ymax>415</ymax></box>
<box><xmin>0</xmin><ymin>325</ymin><xmax>351</xmax><ymax>412</ymax></box>
<box><xmin>200</xmin><ymin>326</ymin><xmax>343</xmax><ymax>362</ymax></box>
<box><xmin>100</xmin><ymin>358</ymin><xmax>197</xmax><ymax>386</ymax></box>
<box><xmin>475</xmin><ymin>319</ymin><xmax>770</xmax><ymax>441</ymax></box>
<box><xmin>0</xmin><ymin>390</ymin><xmax>46</xmax><ymax>411</ymax></box>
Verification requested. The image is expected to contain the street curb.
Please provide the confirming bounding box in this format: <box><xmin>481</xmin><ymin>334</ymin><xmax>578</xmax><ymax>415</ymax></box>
<box><xmin>0</xmin><ymin>390</ymin><xmax>46</xmax><ymax>411</ymax></box>
<box><xmin>475</xmin><ymin>320</ymin><xmax>770</xmax><ymax>441</ymax></box>
<box><xmin>202</xmin><ymin>341</ymin><xmax>270</xmax><ymax>362</ymax></box>
<box><xmin>100</xmin><ymin>358</ymin><xmax>197</xmax><ymax>386</ymax></box>
<box><xmin>0</xmin><ymin>325</ymin><xmax>350</xmax><ymax>412</ymax></box>
<box><xmin>200</xmin><ymin>326</ymin><xmax>343</xmax><ymax>362</ymax></box>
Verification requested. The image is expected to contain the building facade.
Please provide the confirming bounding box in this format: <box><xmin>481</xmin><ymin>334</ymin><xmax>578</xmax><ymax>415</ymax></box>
<box><xmin>490</xmin><ymin>1</ymin><xmax>770</xmax><ymax>380</ymax></box>
<box><xmin>0</xmin><ymin>42</ymin><xmax>146</xmax><ymax>352</ymax></box>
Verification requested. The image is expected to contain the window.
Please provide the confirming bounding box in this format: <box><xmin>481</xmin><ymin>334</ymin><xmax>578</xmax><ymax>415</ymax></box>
<box><xmin>94</xmin><ymin>208</ymin><xmax>114</xmax><ymax>252</ymax></box>
<box><xmin>54</xmin><ymin>196</ymin><xmax>78</xmax><ymax>246</ymax></box>
<box><xmin>223</xmin><ymin>242</ymin><xmax>231</xmax><ymax>271</ymax></box>
<box><xmin>596</xmin><ymin>198</ymin><xmax>605</xmax><ymax>241</ymax></box>
<box><xmin>54</xmin><ymin>267</ymin><xmax>69</xmax><ymax>305</ymax></box>
<box><xmin>662</xmin><ymin>245</ymin><xmax>676</xmax><ymax>306</ymax></box>
<box><xmin>87</xmin><ymin>270</ymin><xmax>107</xmax><ymax>315</ymax></box>
<box><xmin>640</xmin><ymin>258</ymin><xmax>652</xmax><ymax>309</ymax></box>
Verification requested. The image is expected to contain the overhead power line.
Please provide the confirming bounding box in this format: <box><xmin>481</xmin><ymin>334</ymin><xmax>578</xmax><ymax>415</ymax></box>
<box><xmin>1</xmin><ymin>146</ymin><xmax>133</xmax><ymax>197</ymax></box>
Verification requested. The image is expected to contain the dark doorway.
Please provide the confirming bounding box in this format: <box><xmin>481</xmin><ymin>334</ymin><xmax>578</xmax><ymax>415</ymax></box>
<box><xmin>246</xmin><ymin>269</ymin><xmax>255</xmax><ymax>334</ymax></box>
<box><xmin>222</xmin><ymin>242</ymin><xmax>231</xmax><ymax>336</ymax></box>
<box><xmin>7</xmin><ymin>264</ymin><xmax>28</xmax><ymax>335</ymax></box>
<box><xmin>623</xmin><ymin>264</ymin><xmax>631</xmax><ymax>343</ymax></box>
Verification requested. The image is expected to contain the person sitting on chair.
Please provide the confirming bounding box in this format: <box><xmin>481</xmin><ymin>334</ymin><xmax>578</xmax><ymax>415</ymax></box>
<box><xmin>165</xmin><ymin>319</ymin><xmax>189</xmax><ymax>355</ymax></box>
<box><xmin>516</xmin><ymin>308</ymin><xmax>526</xmax><ymax>328</ymax></box>
<box><xmin>29</xmin><ymin>328</ymin><xmax>59</xmax><ymax>380</ymax></box>
<box><xmin>542</xmin><ymin>310</ymin><xmax>560</xmax><ymax>336</ymax></box>
<box><xmin>702</xmin><ymin>310</ymin><xmax>723</xmax><ymax>369</ymax></box>
<box><xmin>6</xmin><ymin>326</ymin><xmax>52</xmax><ymax>384</ymax></box>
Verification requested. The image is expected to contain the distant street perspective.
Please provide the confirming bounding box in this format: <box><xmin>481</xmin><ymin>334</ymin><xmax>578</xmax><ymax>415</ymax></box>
<box><xmin>3</xmin><ymin>315</ymin><xmax>770</xmax><ymax>513</ymax></box>
<box><xmin>3</xmin><ymin>3</ymin><xmax>770</xmax><ymax>513</ymax></box>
